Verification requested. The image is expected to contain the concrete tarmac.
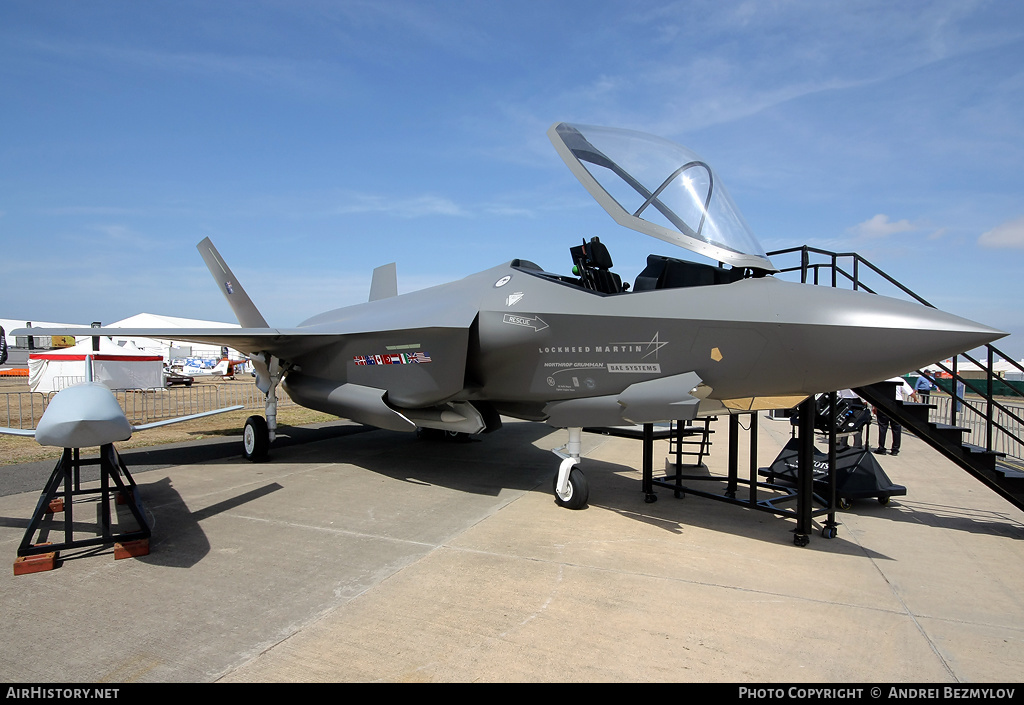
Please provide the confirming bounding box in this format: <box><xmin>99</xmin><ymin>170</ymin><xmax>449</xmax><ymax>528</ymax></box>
<box><xmin>1</xmin><ymin>416</ymin><xmax>1022</xmax><ymax>683</ymax></box>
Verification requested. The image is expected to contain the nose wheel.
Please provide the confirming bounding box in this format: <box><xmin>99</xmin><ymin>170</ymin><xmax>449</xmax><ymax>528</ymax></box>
<box><xmin>551</xmin><ymin>427</ymin><xmax>590</xmax><ymax>509</ymax></box>
<box><xmin>553</xmin><ymin>457</ymin><xmax>589</xmax><ymax>509</ymax></box>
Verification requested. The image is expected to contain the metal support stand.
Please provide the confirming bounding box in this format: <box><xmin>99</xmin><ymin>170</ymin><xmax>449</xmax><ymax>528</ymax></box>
<box><xmin>726</xmin><ymin>415</ymin><xmax>740</xmax><ymax>498</ymax></box>
<box><xmin>638</xmin><ymin>406</ymin><xmax>833</xmax><ymax>546</ymax></box>
<box><xmin>643</xmin><ymin>423</ymin><xmax>656</xmax><ymax>503</ymax></box>
<box><xmin>823</xmin><ymin>392</ymin><xmax>839</xmax><ymax>539</ymax></box>
<box><xmin>793</xmin><ymin>397</ymin><xmax>815</xmax><ymax>546</ymax></box>
<box><xmin>15</xmin><ymin>444</ymin><xmax>151</xmax><ymax>574</ymax></box>
<box><xmin>747</xmin><ymin>412</ymin><xmax>758</xmax><ymax>506</ymax></box>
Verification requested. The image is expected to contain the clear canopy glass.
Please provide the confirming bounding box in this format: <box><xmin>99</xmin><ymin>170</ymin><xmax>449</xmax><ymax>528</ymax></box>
<box><xmin>548</xmin><ymin>122</ymin><xmax>775</xmax><ymax>272</ymax></box>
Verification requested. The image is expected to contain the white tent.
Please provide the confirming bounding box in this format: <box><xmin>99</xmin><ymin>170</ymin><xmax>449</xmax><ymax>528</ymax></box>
<box><xmin>105</xmin><ymin>312</ymin><xmax>241</xmax><ymax>361</ymax></box>
<box><xmin>28</xmin><ymin>337</ymin><xmax>164</xmax><ymax>393</ymax></box>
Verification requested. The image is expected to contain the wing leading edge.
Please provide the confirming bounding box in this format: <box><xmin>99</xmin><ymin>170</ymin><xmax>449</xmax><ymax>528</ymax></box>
<box><xmin>10</xmin><ymin>326</ymin><xmax>337</xmax><ymax>361</ymax></box>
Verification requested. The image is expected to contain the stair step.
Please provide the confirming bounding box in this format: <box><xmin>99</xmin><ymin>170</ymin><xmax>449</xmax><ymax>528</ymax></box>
<box><xmin>959</xmin><ymin>444</ymin><xmax>1004</xmax><ymax>472</ymax></box>
<box><xmin>995</xmin><ymin>462</ymin><xmax>1024</xmax><ymax>479</ymax></box>
<box><xmin>897</xmin><ymin>401</ymin><xmax>934</xmax><ymax>421</ymax></box>
<box><xmin>962</xmin><ymin>443</ymin><xmax>1005</xmax><ymax>457</ymax></box>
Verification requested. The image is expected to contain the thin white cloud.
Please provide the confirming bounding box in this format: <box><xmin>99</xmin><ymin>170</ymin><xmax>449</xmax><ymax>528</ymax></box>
<box><xmin>541</xmin><ymin>1</ymin><xmax>1024</xmax><ymax>140</ymax></box>
<box><xmin>87</xmin><ymin>224</ymin><xmax>164</xmax><ymax>252</ymax></box>
<box><xmin>45</xmin><ymin>206</ymin><xmax>145</xmax><ymax>216</ymax></box>
<box><xmin>979</xmin><ymin>216</ymin><xmax>1024</xmax><ymax>249</ymax></box>
<box><xmin>331</xmin><ymin>193</ymin><xmax>468</xmax><ymax>218</ymax></box>
<box><xmin>15</xmin><ymin>35</ymin><xmax>349</xmax><ymax>98</ymax></box>
<box><xmin>848</xmin><ymin>214</ymin><xmax>918</xmax><ymax>239</ymax></box>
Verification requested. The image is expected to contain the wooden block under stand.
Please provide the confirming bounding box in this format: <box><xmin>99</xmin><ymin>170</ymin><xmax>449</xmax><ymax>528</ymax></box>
<box><xmin>114</xmin><ymin>539</ymin><xmax>150</xmax><ymax>560</ymax></box>
<box><xmin>14</xmin><ymin>548</ymin><xmax>58</xmax><ymax>576</ymax></box>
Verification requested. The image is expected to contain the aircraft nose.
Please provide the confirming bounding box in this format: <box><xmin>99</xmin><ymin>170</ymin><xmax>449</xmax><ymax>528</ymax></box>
<box><xmin>770</xmin><ymin>282</ymin><xmax>1007</xmax><ymax>393</ymax></box>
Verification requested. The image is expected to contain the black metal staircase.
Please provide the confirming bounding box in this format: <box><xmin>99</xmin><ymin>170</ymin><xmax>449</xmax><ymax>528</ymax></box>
<box><xmin>854</xmin><ymin>380</ymin><xmax>1022</xmax><ymax>512</ymax></box>
<box><xmin>769</xmin><ymin>245</ymin><xmax>1024</xmax><ymax>514</ymax></box>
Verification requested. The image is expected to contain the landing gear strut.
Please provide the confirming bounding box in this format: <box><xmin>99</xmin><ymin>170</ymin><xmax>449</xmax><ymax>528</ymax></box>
<box><xmin>243</xmin><ymin>353</ymin><xmax>287</xmax><ymax>462</ymax></box>
<box><xmin>552</xmin><ymin>427</ymin><xmax>590</xmax><ymax>509</ymax></box>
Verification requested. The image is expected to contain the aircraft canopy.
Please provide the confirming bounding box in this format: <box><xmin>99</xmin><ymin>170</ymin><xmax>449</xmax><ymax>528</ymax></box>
<box><xmin>548</xmin><ymin>122</ymin><xmax>776</xmax><ymax>272</ymax></box>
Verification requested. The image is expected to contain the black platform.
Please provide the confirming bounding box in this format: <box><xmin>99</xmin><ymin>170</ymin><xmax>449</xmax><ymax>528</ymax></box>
<box><xmin>760</xmin><ymin>437</ymin><xmax>907</xmax><ymax>507</ymax></box>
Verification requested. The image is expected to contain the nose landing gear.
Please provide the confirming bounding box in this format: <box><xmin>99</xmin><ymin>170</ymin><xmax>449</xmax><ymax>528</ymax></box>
<box><xmin>552</xmin><ymin>427</ymin><xmax>590</xmax><ymax>509</ymax></box>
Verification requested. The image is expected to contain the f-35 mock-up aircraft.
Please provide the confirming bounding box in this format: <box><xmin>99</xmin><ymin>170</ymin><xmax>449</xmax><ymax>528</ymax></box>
<box><xmin>18</xmin><ymin>123</ymin><xmax>1006</xmax><ymax>510</ymax></box>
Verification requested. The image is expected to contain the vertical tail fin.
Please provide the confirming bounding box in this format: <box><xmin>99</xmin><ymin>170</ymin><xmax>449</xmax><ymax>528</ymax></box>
<box><xmin>369</xmin><ymin>262</ymin><xmax>398</xmax><ymax>302</ymax></box>
<box><xmin>197</xmin><ymin>238</ymin><xmax>270</xmax><ymax>328</ymax></box>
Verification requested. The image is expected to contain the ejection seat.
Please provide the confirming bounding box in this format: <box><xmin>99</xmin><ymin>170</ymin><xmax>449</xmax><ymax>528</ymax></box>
<box><xmin>570</xmin><ymin>236</ymin><xmax>628</xmax><ymax>294</ymax></box>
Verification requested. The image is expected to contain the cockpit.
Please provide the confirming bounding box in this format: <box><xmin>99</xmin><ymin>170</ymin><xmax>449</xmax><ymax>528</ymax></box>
<box><xmin>514</xmin><ymin>123</ymin><xmax>776</xmax><ymax>295</ymax></box>
<box><xmin>513</xmin><ymin>236</ymin><xmax>757</xmax><ymax>296</ymax></box>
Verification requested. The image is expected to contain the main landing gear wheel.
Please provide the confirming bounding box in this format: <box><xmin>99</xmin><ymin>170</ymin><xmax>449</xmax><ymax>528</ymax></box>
<box><xmin>243</xmin><ymin>415</ymin><xmax>270</xmax><ymax>462</ymax></box>
<box><xmin>553</xmin><ymin>466</ymin><xmax>589</xmax><ymax>510</ymax></box>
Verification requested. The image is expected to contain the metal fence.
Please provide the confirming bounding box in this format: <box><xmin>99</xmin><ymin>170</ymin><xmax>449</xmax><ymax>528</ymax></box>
<box><xmin>2</xmin><ymin>392</ymin><xmax>49</xmax><ymax>431</ymax></box>
<box><xmin>2</xmin><ymin>382</ymin><xmax>295</xmax><ymax>430</ymax></box>
<box><xmin>923</xmin><ymin>394</ymin><xmax>1024</xmax><ymax>462</ymax></box>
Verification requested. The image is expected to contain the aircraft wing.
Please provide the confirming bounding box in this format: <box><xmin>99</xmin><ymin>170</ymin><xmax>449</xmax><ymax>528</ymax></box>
<box><xmin>10</xmin><ymin>327</ymin><xmax>338</xmax><ymax>360</ymax></box>
<box><xmin>14</xmin><ymin>279</ymin><xmax>482</xmax><ymax>361</ymax></box>
<box><xmin>0</xmin><ymin>426</ymin><xmax>36</xmax><ymax>437</ymax></box>
<box><xmin>132</xmin><ymin>405</ymin><xmax>245</xmax><ymax>432</ymax></box>
<box><xmin>16</xmin><ymin>238</ymin><xmax>481</xmax><ymax>364</ymax></box>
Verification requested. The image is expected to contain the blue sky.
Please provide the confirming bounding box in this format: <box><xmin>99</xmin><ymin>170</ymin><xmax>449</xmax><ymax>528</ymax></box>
<box><xmin>2</xmin><ymin>1</ymin><xmax>1023</xmax><ymax>360</ymax></box>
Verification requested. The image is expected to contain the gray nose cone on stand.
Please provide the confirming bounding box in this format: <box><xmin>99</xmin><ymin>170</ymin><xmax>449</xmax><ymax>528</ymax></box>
<box><xmin>34</xmin><ymin>382</ymin><xmax>133</xmax><ymax>448</ymax></box>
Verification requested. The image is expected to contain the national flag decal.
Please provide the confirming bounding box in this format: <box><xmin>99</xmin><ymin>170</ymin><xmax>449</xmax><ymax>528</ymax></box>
<box><xmin>353</xmin><ymin>351</ymin><xmax>432</xmax><ymax>365</ymax></box>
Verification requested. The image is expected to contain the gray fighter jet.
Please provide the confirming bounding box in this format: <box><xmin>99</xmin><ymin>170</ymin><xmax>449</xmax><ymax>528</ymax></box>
<box><xmin>16</xmin><ymin>123</ymin><xmax>1005</xmax><ymax>509</ymax></box>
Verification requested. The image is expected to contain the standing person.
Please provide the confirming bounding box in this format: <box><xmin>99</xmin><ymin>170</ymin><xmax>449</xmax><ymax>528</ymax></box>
<box><xmin>954</xmin><ymin>378</ymin><xmax>966</xmax><ymax>420</ymax></box>
<box><xmin>915</xmin><ymin>371</ymin><xmax>935</xmax><ymax>404</ymax></box>
<box><xmin>0</xmin><ymin>325</ymin><xmax>7</xmax><ymax>366</ymax></box>
<box><xmin>874</xmin><ymin>376</ymin><xmax>909</xmax><ymax>456</ymax></box>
